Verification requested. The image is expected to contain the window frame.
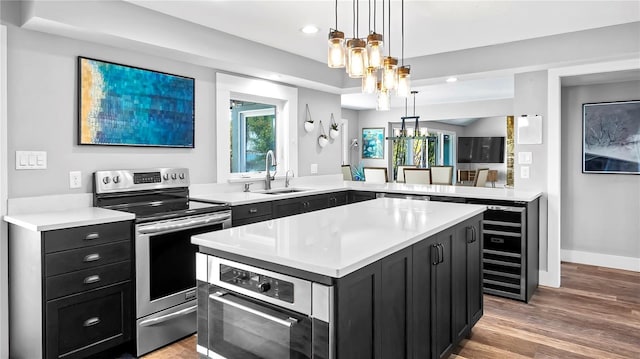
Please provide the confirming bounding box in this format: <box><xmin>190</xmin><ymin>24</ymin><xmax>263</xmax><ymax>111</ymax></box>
<box><xmin>216</xmin><ymin>73</ymin><xmax>298</xmax><ymax>183</ymax></box>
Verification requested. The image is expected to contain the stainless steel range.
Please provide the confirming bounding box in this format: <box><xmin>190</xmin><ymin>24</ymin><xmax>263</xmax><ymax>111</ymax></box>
<box><xmin>94</xmin><ymin>168</ymin><xmax>231</xmax><ymax>356</ymax></box>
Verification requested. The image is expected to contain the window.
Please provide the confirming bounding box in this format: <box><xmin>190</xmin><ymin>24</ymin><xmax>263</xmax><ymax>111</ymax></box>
<box><xmin>216</xmin><ymin>73</ymin><xmax>298</xmax><ymax>182</ymax></box>
<box><xmin>230</xmin><ymin>100</ymin><xmax>276</xmax><ymax>173</ymax></box>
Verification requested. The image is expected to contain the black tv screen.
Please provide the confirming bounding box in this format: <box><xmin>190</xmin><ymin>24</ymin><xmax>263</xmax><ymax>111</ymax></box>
<box><xmin>457</xmin><ymin>137</ymin><xmax>505</xmax><ymax>163</ymax></box>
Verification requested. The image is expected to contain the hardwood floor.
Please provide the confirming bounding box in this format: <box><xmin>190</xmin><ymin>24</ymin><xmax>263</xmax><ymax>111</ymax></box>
<box><xmin>142</xmin><ymin>262</ymin><xmax>640</xmax><ymax>359</ymax></box>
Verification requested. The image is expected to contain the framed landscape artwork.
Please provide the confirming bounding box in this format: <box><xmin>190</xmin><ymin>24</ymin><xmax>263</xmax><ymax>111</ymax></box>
<box><xmin>78</xmin><ymin>57</ymin><xmax>195</xmax><ymax>147</ymax></box>
<box><xmin>582</xmin><ymin>100</ymin><xmax>640</xmax><ymax>174</ymax></box>
<box><xmin>362</xmin><ymin>127</ymin><xmax>385</xmax><ymax>159</ymax></box>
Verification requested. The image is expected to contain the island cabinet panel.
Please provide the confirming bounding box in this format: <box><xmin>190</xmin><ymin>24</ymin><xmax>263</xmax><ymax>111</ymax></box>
<box><xmin>272</xmin><ymin>192</ymin><xmax>349</xmax><ymax>219</ymax></box>
<box><xmin>333</xmin><ymin>217</ymin><xmax>484</xmax><ymax>359</ymax></box>
<box><xmin>335</xmin><ymin>247</ymin><xmax>412</xmax><ymax>359</ymax></box>
<box><xmin>347</xmin><ymin>190</ymin><xmax>376</xmax><ymax>203</ymax></box>
<box><xmin>452</xmin><ymin>215</ymin><xmax>483</xmax><ymax>345</ymax></box>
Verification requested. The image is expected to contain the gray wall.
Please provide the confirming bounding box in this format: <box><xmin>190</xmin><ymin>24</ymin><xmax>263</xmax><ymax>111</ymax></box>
<box><xmin>297</xmin><ymin>88</ymin><xmax>342</xmax><ymax>176</ymax></box>
<box><xmin>561</xmin><ymin>81</ymin><xmax>640</xmax><ymax>258</ymax></box>
<box><xmin>5</xmin><ymin>25</ymin><xmax>344</xmax><ymax>197</ymax></box>
<box><xmin>341</xmin><ymin>108</ymin><xmax>360</xmax><ymax>166</ymax></box>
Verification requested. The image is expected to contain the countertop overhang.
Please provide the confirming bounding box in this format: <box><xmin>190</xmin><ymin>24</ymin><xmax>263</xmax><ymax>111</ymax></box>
<box><xmin>192</xmin><ymin>198</ymin><xmax>486</xmax><ymax>278</ymax></box>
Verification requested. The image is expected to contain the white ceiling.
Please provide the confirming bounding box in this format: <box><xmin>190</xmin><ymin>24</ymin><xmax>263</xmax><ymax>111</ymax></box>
<box><xmin>126</xmin><ymin>0</ymin><xmax>640</xmax><ymax>109</ymax></box>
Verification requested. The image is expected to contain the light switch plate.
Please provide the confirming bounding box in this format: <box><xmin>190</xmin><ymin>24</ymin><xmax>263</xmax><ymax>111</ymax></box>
<box><xmin>520</xmin><ymin>166</ymin><xmax>530</xmax><ymax>179</ymax></box>
<box><xmin>310</xmin><ymin>163</ymin><xmax>318</xmax><ymax>174</ymax></box>
<box><xmin>518</xmin><ymin>152</ymin><xmax>532</xmax><ymax>165</ymax></box>
<box><xmin>16</xmin><ymin>151</ymin><xmax>47</xmax><ymax>169</ymax></box>
<box><xmin>69</xmin><ymin>171</ymin><xmax>82</xmax><ymax>189</ymax></box>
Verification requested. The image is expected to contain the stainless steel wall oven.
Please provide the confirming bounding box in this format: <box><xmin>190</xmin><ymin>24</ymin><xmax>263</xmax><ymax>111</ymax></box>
<box><xmin>196</xmin><ymin>254</ymin><xmax>334</xmax><ymax>359</ymax></box>
<box><xmin>94</xmin><ymin>168</ymin><xmax>231</xmax><ymax>356</ymax></box>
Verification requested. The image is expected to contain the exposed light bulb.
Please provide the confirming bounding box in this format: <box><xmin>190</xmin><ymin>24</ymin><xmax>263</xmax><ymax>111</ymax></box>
<box><xmin>362</xmin><ymin>67</ymin><xmax>377</xmax><ymax>93</ymax></box>
<box><xmin>382</xmin><ymin>57</ymin><xmax>398</xmax><ymax>90</ymax></box>
<box><xmin>376</xmin><ymin>82</ymin><xmax>390</xmax><ymax>111</ymax></box>
<box><xmin>327</xmin><ymin>29</ymin><xmax>346</xmax><ymax>68</ymax></box>
<box><xmin>396</xmin><ymin>66</ymin><xmax>411</xmax><ymax>97</ymax></box>
<box><xmin>366</xmin><ymin>32</ymin><xmax>384</xmax><ymax>68</ymax></box>
<box><xmin>347</xmin><ymin>39</ymin><xmax>367</xmax><ymax>78</ymax></box>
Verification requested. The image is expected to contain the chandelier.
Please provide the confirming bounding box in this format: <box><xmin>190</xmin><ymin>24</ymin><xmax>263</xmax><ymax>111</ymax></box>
<box><xmin>328</xmin><ymin>0</ymin><xmax>411</xmax><ymax>111</ymax></box>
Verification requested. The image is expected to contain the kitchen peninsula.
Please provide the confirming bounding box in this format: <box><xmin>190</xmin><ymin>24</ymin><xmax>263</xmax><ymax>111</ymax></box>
<box><xmin>193</xmin><ymin>198</ymin><xmax>486</xmax><ymax>359</ymax></box>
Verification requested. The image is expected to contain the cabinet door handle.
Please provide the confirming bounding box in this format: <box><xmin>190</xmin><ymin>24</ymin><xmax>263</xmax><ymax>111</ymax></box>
<box><xmin>249</xmin><ymin>208</ymin><xmax>258</xmax><ymax>214</ymax></box>
<box><xmin>84</xmin><ymin>233</ymin><xmax>100</xmax><ymax>241</ymax></box>
<box><xmin>83</xmin><ymin>275</ymin><xmax>101</xmax><ymax>284</ymax></box>
<box><xmin>438</xmin><ymin>244</ymin><xmax>445</xmax><ymax>264</ymax></box>
<box><xmin>471</xmin><ymin>226</ymin><xmax>477</xmax><ymax>243</ymax></box>
<box><xmin>83</xmin><ymin>253</ymin><xmax>101</xmax><ymax>262</ymax></box>
<box><xmin>83</xmin><ymin>317</ymin><xmax>101</xmax><ymax>327</ymax></box>
<box><xmin>431</xmin><ymin>244</ymin><xmax>439</xmax><ymax>265</ymax></box>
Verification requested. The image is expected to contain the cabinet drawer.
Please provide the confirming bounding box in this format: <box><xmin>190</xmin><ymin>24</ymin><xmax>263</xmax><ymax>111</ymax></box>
<box><xmin>46</xmin><ymin>241</ymin><xmax>131</xmax><ymax>277</ymax></box>
<box><xmin>46</xmin><ymin>283</ymin><xmax>132</xmax><ymax>359</ymax></box>
<box><xmin>232</xmin><ymin>202</ymin><xmax>272</xmax><ymax>220</ymax></box>
<box><xmin>46</xmin><ymin>261</ymin><xmax>130</xmax><ymax>300</ymax></box>
<box><xmin>44</xmin><ymin>221</ymin><xmax>132</xmax><ymax>254</ymax></box>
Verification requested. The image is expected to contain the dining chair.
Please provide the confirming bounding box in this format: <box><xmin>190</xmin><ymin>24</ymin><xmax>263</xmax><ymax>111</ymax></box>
<box><xmin>473</xmin><ymin>168</ymin><xmax>490</xmax><ymax>187</ymax></box>
<box><xmin>395</xmin><ymin>165</ymin><xmax>416</xmax><ymax>183</ymax></box>
<box><xmin>364</xmin><ymin>167</ymin><xmax>388</xmax><ymax>183</ymax></box>
<box><xmin>341</xmin><ymin>165</ymin><xmax>353</xmax><ymax>181</ymax></box>
<box><xmin>430</xmin><ymin>166</ymin><xmax>454</xmax><ymax>185</ymax></box>
<box><xmin>403</xmin><ymin>168</ymin><xmax>431</xmax><ymax>185</ymax></box>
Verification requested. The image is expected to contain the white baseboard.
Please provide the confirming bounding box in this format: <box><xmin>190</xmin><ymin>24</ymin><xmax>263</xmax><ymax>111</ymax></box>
<box><xmin>561</xmin><ymin>249</ymin><xmax>640</xmax><ymax>272</ymax></box>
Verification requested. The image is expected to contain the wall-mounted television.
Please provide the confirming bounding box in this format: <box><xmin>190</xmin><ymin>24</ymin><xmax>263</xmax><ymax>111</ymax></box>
<box><xmin>78</xmin><ymin>56</ymin><xmax>195</xmax><ymax>147</ymax></box>
<box><xmin>457</xmin><ymin>136</ymin><xmax>505</xmax><ymax>163</ymax></box>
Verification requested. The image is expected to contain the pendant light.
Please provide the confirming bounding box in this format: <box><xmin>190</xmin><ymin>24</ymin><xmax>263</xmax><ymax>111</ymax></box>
<box><xmin>362</xmin><ymin>66</ymin><xmax>377</xmax><ymax>93</ymax></box>
<box><xmin>376</xmin><ymin>82</ymin><xmax>390</xmax><ymax>111</ymax></box>
<box><xmin>396</xmin><ymin>0</ymin><xmax>411</xmax><ymax>97</ymax></box>
<box><xmin>381</xmin><ymin>0</ymin><xmax>397</xmax><ymax>90</ymax></box>
<box><xmin>366</xmin><ymin>0</ymin><xmax>383</xmax><ymax>68</ymax></box>
<box><xmin>327</xmin><ymin>0</ymin><xmax>345</xmax><ymax>68</ymax></box>
<box><xmin>346</xmin><ymin>0</ymin><xmax>366</xmax><ymax>78</ymax></box>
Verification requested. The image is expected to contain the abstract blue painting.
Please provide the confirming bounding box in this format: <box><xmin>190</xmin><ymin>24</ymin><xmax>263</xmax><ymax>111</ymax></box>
<box><xmin>362</xmin><ymin>127</ymin><xmax>385</xmax><ymax>159</ymax></box>
<box><xmin>79</xmin><ymin>57</ymin><xmax>195</xmax><ymax>147</ymax></box>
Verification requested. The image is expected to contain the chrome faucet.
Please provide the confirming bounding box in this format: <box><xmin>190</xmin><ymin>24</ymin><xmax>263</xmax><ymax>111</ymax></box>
<box><xmin>285</xmin><ymin>170</ymin><xmax>294</xmax><ymax>188</ymax></box>
<box><xmin>265</xmin><ymin>150</ymin><xmax>277</xmax><ymax>190</ymax></box>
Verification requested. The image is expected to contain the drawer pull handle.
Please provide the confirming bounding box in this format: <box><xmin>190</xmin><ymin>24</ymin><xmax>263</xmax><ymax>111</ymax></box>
<box><xmin>83</xmin><ymin>275</ymin><xmax>101</xmax><ymax>284</ymax></box>
<box><xmin>83</xmin><ymin>253</ymin><xmax>101</xmax><ymax>262</ymax></box>
<box><xmin>83</xmin><ymin>317</ymin><xmax>101</xmax><ymax>327</ymax></box>
<box><xmin>85</xmin><ymin>233</ymin><xmax>100</xmax><ymax>240</ymax></box>
<box><xmin>249</xmin><ymin>208</ymin><xmax>258</xmax><ymax>213</ymax></box>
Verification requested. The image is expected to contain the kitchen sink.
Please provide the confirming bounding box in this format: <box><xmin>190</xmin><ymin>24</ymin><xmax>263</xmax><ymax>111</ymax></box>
<box><xmin>260</xmin><ymin>188</ymin><xmax>310</xmax><ymax>195</ymax></box>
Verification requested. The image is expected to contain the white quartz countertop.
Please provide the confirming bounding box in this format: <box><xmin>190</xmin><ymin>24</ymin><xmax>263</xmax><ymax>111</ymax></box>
<box><xmin>192</xmin><ymin>198</ymin><xmax>486</xmax><ymax>278</ymax></box>
<box><xmin>3</xmin><ymin>207</ymin><xmax>135</xmax><ymax>231</ymax></box>
<box><xmin>190</xmin><ymin>181</ymin><xmax>541</xmax><ymax>206</ymax></box>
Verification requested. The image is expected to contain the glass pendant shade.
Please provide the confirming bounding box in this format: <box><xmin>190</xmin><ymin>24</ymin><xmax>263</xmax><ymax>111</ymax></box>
<box><xmin>382</xmin><ymin>56</ymin><xmax>398</xmax><ymax>90</ymax></box>
<box><xmin>366</xmin><ymin>32</ymin><xmax>384</xmax><ymax>68</ymax></box>
<box><xmin>362</xmin><ymin>67</ymin><xmax>377</xmax><ymax>93</ymax></box>
<box><xmin>327</xmin><ymin>29</ymin><xmax>346</xmax><ymax>68</ymax></box>
<box><xmin>396</xmin><ymin>66</ymin><xmax>411</xmax><ymax>97</ymax></box>
<box><xmin>376</xmin><ymin>82</ymin><xmax>390</xmax><ymax>111</ymax></box>
<box><xmin>347</xmin><ymin>38</ymin><xmax>367</xmax><ymax>78</ymax></box>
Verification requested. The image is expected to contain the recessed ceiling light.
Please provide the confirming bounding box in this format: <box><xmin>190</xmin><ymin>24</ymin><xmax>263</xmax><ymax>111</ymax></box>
<box><xmin>446</xmin><ymin>77</ymin><xmax>458</xmax><ymax>83</ymax></box>
<box><xmin>301</xmin><ymin>25</ymin><xmax>319</xmax><ymax>34</ymax></box>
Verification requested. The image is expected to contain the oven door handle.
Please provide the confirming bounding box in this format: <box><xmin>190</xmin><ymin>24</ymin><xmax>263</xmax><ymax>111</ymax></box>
<box><xmin>139</xmin><ymin>305</ymin><xmax>197</xmax><ymax>327</ymax></box>
<box><xmin>138</xmin><ymin>212</ymin><xmax>231</xmax><ymax>234</ymax></box>
<box><xmin>209</xmin><ymin>292</ymin><xmax>298</xmax><ymax>328</ymax></box>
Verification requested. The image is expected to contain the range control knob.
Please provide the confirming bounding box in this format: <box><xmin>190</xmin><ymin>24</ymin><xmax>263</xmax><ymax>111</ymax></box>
<box><xmin>163</xmin><ymin>174</ymin><xmax>169</xmax><ymax>181</ymax></box>
<box><xmin>258</xmin><ymin>282</ymin><xmax>271</xmax><ymax>293</ymax></box>
<box><xmin>102</xmin><ymin>177</ymin><xmax>110</xmax><ymax>184</ymax></box>
<box><xmin>113</xmin><ymin>176</ymin><xmax>120</xmax><ymax>184</ymax></box>
<box><xmin>171</xmin><ymin>173</ymin><xmax>177</xmax><ymax>180</ymax></box>
<box><xmin>179</xmin><ymin>173</ymin><xmax>185</xmax><ymax>180</ymax></box>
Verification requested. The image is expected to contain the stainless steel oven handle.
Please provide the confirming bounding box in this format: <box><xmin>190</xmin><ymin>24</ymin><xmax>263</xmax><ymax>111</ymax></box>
<box><xmin>138</xmin><ymin>212</ymin><xmax>231</xmax><ymax>234</ymax></box>
<box><xmin>139</xmin><ymin>305</ymin><xmax>197</xmax><ymax>327</ymax></box>
<box><xmin>209</xmin><ymin>292</ymin><xmax>298</xmax><ymax>328</ymax></box>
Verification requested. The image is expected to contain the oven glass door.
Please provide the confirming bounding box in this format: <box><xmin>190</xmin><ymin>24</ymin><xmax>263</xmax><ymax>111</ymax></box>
<box><xmin>149</xmin><ymin>223</ymin><xmax>225</xmax><ymax>301</ymax></box>
<box><xmin>208</xmin><ymin>290</ymin><xmax>311</xmax><ymax>359</ymax></box>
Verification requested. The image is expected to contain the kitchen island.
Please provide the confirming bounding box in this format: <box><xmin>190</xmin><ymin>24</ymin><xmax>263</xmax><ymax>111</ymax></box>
<box><xmin>193</xmin><ymin>198</ymin><xmax>486</xmax><ymax>359</ymax></box>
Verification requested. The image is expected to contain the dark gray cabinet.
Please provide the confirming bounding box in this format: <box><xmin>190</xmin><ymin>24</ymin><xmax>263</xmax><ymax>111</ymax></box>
<box><xmin>231</xmin><ymin>201</ymin><xmax>273</xmax><ymax>226</ymax></box>
<box><xmin>347</xmin><ymin>190</ymin><xmax>377</xmax><ymax>203</ymax></box>
<box><xmin>9</xmin><ymin>220</ymin><xmax>134</xmax><ymax>359</ymax></box>
<box><xmin>336</xmin><ymin>214</ymin><xmax>483</xmax><ymax>359</ymax></box>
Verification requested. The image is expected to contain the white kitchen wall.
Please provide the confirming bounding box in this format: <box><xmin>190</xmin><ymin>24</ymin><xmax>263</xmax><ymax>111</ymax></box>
<box><xmin>561</xmin><ymin>80</ymin><xmax>640</xmax><ymax>261</ymax></box>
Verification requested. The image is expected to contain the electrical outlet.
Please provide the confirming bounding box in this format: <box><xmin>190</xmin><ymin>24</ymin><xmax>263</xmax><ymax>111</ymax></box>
<box><xmin>310</xmin><ymin>163</ymin><xmax>318</xmax><ymax>174</ymax></box>
<box><xmin>69</xmin><ymin>171</ymin><xmax>82</xmax><ymax>189</ymax></box>
<box><xmin>520</xmin><ymin>166</ymin><xmax>530</xmax><ymax>179</ymax></box>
